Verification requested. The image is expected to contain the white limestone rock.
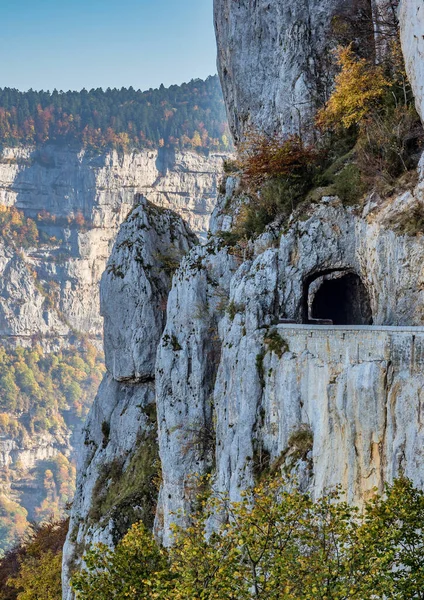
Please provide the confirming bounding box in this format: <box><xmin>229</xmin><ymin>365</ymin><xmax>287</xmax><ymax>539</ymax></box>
<box><xmin>155</xmin><ymin>241</ymin><xmax>239</xmax><ymax>544</ymax></box>
<box><xmin>213</xmin><ymin>0</ymin><xmax>371</xmax><ymax>142</ymax></box>
<box><xmin>156</xmin><ymin>175</ymin><xmax>424</xmax><ymax>540</ymax></box>
<box><xmin>0</xmin><ymin>243</ymin><xmax>69</xmax><ymax>337</ymax></box>
<box><xmin>101</xmin><ymin>199</ymin><xmax>196</xmax><ymax>381</ymax></box>
<box><xmin>400</xmin><ymin>0</ymin><xmax>424</xmax><ymax>124</ymax></box>
<box><xmin>62</xmin><ymin>200</ymin><xmax>196</xmax><ymax>598</ymax></box>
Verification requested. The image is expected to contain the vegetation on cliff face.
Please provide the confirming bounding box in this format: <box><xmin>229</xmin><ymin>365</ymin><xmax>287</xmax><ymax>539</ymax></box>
<box><xmin>222</xmin><ymin>30</ymin><xmax>423</xmax><ymax>241</ymax></box>
<box><xmin>0</xmin><ymin>205</ymin><xmax>97</xmax><ymax>253</ymax></box>
<box><xmin>0</xmin><ymin>76</ymin><xmax>231</xmax><ymax>152</ymax></box>
<box><xmin>68</xmin><ymin>476</ymin><xmax>424</xmax><ymax>599</ymax></box>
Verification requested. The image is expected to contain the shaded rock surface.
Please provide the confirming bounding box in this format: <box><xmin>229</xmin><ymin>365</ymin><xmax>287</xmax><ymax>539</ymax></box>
<box><xmin>0</xmin><ymin>146</ymin><xmax>227</xmax><ymax>338</ymax></box>
<box><xmin>213</xmin><ymin>0</ymin><xmax>373</xmax><ymax>142</ymax></box>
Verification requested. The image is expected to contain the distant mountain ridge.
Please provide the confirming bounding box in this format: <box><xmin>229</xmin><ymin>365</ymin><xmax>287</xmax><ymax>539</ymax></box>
<box><xmin>0</xmin><ymin>75</ymin><xmax>232</xmax><ymax>152</ymax></box>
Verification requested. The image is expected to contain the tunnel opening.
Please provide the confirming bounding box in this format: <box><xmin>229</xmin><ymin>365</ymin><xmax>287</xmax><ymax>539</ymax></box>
<box><xmin>304</xmin><ymin>271</ymin><xmax>373</xmax><ymax>325</ymax></box>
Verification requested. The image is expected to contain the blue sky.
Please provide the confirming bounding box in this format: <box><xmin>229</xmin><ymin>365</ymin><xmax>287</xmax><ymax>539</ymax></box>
<box><xmin>0</xmin><ymin>0</ymin><xmax>217</xmax><ymax>92</ymax></box>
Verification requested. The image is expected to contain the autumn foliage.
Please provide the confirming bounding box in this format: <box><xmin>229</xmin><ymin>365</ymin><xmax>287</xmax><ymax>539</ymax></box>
<box><xmin>71</xmin><ymin>476</ymin><xmax>424</xmax><ymax>600</ymax></box>
<box><xmin>317</xmin><ymin>44</ymin><xmax>389</xmax><ymax>130</ymax></box>
<box><xmin>0</xmin><ymin>77</ymin><xmax>231</xmax><ymax>152</ymax></box>
<box><xmin>237</xmin><ymin>131</ymin><xmax>321</xmax><ymax>188</ymax></box>
<box><xmin>0</xmin><ymin>207</ymin><xmax>39</xmax><ymax>250</ymax></box>
<box><xmin>0</xmin><ymin>520</ymin><xmax>68</xmax><ymax>600</ymax></box>
<box><xmin>0</xmin><ymin>343</ymin><xmax>104</xmax><ymax>554</ymax></box>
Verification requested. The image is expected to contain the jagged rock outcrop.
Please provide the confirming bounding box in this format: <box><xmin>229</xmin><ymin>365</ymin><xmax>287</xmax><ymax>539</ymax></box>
<box><xmin>400</xmin><ymin>0</ymin><xmax>424</xmax><ymax>123</ymax></box>
<box><xmin>101</xmin><ymin>203</ymin><xmax>196</xmax><ymax>381</ymax></box>
<box><xmin>63</xmin><ymin>0</ymin><xmax>424</xmax><ymax>596</ymax></box>
<box><xmin>214</xmin><ymin>0</ymin><xmax>373</xmax><ymax>142</ymax></box>
<box><xmin>0</xmin><ymin>144</ymin><xmax>226</xmax><ymax>535</ymax></box>
<box><xmin>62</xmin><ymin>200</ymin><xmax>196</xmax><ymax>598</ymax></box>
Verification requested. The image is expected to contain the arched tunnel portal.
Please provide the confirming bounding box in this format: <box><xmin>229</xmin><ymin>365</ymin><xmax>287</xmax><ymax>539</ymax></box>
<box><xmin>302</xmin><ymin>270</ymin><xmax>373</xmax><ymax>326</ymax></box>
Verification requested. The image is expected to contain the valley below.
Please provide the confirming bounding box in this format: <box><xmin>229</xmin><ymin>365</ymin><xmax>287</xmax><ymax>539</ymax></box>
<box><xmin>0</xmin><ymin>142</ymin><xmax>228</xmax><ymax>552</ymax></box>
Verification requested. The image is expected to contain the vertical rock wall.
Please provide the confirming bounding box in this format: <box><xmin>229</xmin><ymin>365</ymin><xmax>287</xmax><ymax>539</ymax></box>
<box><xmin>214</xmin><ymin>0</ymin><xmax>373</xmax><ymax>142</ymax></box>
<box><xmin>400</xmin><ymin>0</ymin><xmax>424</xmax><ymax>123</ymax></box>
<box><xmin>155</xmin><ymin>177</ymin><xmax>424</xmax><ymax>542</ymax></box>
<box><xmin>62</xmin><ymin>200</ymin><xmax>196</xmax><ymax>597</ymax></box>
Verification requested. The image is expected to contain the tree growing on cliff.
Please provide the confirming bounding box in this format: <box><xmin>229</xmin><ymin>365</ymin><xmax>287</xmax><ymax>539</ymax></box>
<box><xmin>70</xmin><ymin>476</ymin><xmax>424</xmax><ymax>599</ymax></box>
<box><xmin>316</xmin><ymin>44</ymin><xmax>389</xmax><ymax>131</ymax></box>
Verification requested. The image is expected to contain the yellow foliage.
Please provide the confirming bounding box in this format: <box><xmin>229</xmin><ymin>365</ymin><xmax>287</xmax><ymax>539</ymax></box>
<box><xmin>8</xmin><ymin>551</ymin><xmax>62</xmax><ymax>600</ymax></box>
<box><xmin>72</xmin><ymin>476</ymin><xmax>424</xmax><ymax>599</ymax></box>
<box><xmin>317</xmin><ymin>44</ymin><xmax>389</xmax><ymax>130</ymax></box>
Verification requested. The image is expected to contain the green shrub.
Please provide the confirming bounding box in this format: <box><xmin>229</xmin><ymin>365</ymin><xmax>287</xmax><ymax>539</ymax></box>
<box><xmin>255</xmin><ymin>349</ymin><xmax>266</xmax><ymax>388</ymax></box>
<box><xmin>264</xmin><ymin>329</ymin><xmax>289</xmax><ymax>359</ymax></box>
<box><xmin>235</xmin><ymin>176</ymin><xmax>314</xmax><ymax>238</ymax></box>
<box><xmin>72</xmin><ymin>476</ymin><xmax>424</xmax><ymax>600</ymax></box>
<box><xmin>332</xmin><ymin>163</ymin><xmax>368</xmax><ymax>205</ymax></box>
<box><xmin>89</xmin><ymin>408</ymin><xmax>160</xmax><ymax>534</ymax></box>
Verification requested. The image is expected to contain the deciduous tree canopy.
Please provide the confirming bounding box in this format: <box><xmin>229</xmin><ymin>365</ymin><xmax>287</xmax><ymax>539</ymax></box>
<box><xmin>71</xmin><ymin>476</ymin><xmax>424</xmax><ymax>600</ymax></box>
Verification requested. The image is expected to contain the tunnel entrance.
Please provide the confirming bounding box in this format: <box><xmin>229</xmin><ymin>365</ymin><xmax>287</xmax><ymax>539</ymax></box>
<box><xmin>304</xmin><ymin>271</ymin><xmax>373</xmax><ymax>325</ymax></box>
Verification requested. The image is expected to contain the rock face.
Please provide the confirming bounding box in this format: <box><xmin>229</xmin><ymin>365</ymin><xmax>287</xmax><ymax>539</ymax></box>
<box><xmin>400</xmin><ymin>0</ymin><xmax>424</xmax><ymax>123</ymax></box>
<box><xmin>213</xmin><ymin>0</ymin><xmax>373</xmax><ymax>142</ymax></box>
<box><xmin>0</xmin><ymin>143</ymin><xmax>225</xmax><ymax>559</ymax></box>
<box><xmin>62</xmin><ymin>200</ymin><xmax>196</xmax><ymax>598</ymax></box>
<box><xmin>0</xmin><ymin>145</ymin><xmax>227</xmax><ymax>338</ymax></box>
<box><xmin>101</xmin><ymin>203</ymin><xmax>196</xmax><ymax>382</ymax></box>
<box><xmin>155</xmin><ymin>242</ymin><xmax>239</xmax><ymax>543</ymax></box>
<box><xmin>63</xmin><ymin>1</ymin><xmax>424</xmax><ymax>596</ymax></box>
<box><xmin>65</xmin><ymin>167</ymin><xmax>424</xmax><ymax>579</ymax></box>
<box><xmin>154</xmin><ymin>169</ymin><xmax>424</xmax><ymax>541</ymax></box>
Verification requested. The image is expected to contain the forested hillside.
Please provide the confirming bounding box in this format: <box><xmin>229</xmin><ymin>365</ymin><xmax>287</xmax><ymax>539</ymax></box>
<box><xmin>0</xmin><ymin>76</ymin><xmax>231</xmax><ymax>151</ymax></box>
<box><xmin>0</xmin><ymin>342</ymin><xmax>105</xmax><ymax>553</ymax></box>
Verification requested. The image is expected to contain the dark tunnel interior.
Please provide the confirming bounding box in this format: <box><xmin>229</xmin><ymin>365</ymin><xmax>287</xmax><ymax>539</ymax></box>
<box><xmin>305</xmin><ymin>272</ymin><xmax>373</xmax><ymax>325</ymax></box>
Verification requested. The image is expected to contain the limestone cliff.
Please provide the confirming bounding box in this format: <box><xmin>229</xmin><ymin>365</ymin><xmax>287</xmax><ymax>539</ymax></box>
<box><xmin>0</xmin><ymin>145</ymin><xmax>227</xmax><ymax>336</ymax></box>
<box><xmin>64</xmin><ymin>162</ymin><xmax>424</xmax><ymax>582</ymax></box>
<box><xmin>155</xmin><ymin>163</ymin><xmax>424</xmax><ymax>543</ymax></box>
<box><xmin>0</xmin><ymin>144</ymin><xmax>226</xmax><ymax>552</ymax></box>
<box><xmin>400</xmin><ymin>0</ymin><xmax>424</xmax><ymax>122</ymax></box>
<box><xmin>214</xmin><ymin>0</ymin><xmax>373</xmax><ymax>142</ymax></box>
<box><xmin>62</xmin><ymin>200</ymin><xmax>195</xmax><ymax>596</ymax></box>
<box><xmin>63</xmin><ymin>0</ymin><xmax>424</xmax><ymax>596</ymax></box>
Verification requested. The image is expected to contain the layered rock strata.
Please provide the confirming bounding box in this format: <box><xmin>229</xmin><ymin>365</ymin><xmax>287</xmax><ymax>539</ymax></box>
<box><xmin>0</xmin><ymin>146</ymin><xmax>227</xmax><ymax>337</ymax></box>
